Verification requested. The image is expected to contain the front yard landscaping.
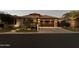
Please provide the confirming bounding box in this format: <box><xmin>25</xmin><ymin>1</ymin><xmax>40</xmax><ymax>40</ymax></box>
<box><xmin>63</xmin><ymin>27</ymin><xmax>78</xmax><ymax>32</ymax></box>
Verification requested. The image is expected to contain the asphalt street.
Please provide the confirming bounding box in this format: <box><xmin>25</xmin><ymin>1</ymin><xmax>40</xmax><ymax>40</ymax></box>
<box><xmin>0</xmin><ymin>33</ymin><xmax>79</xmax><ymax>48</ymax></box>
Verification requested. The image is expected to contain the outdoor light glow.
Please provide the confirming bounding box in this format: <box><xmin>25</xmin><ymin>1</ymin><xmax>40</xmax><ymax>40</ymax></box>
<box><xmin>14</xmin><ymin>23</ymin><xmax>20</xmax><ymax>27</ymax></box>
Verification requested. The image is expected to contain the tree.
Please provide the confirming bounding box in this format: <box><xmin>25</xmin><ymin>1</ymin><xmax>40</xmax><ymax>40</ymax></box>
<box><xmin>63</xmin><ymin>11</ymin><xmax>79</xmax><ymax>28</ymax></box>
<box><xmin>63</xmin><ymin>11</ymin><xmax>79</xmax><ymax>20</ymax></box>
<box><xmin>23</xmin><ymin>18</ymin><xmax>37</xmax><ymax>31</ymax></box>
<box><xmin>0</xmin><ymin>12</ymin><xmax>14</xmax><ymax>24</ymax></box>
<box><xmin>61</xmin><ymin>20</ymin><xmax>70</xmax><ymax>27</ymax></box>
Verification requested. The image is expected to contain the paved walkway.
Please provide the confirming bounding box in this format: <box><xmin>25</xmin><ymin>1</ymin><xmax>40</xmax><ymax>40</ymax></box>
<box><xmin>38</xmin><ymin>27</ymin><xmax>73</xmax><ymax>33</ymax></box>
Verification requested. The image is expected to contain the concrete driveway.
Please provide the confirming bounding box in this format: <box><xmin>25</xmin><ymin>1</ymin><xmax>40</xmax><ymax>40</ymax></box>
<box><xmin>39</xmin><ymin>27</ymin><xmax>73</xmax><ymax>33</ymax></box>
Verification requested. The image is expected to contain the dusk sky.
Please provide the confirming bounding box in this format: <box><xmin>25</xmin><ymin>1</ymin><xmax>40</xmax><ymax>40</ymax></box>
<box><xmin>3</xmin><ymin>10</ymin><xmax>71</xmax><ymax>17</ymax></box>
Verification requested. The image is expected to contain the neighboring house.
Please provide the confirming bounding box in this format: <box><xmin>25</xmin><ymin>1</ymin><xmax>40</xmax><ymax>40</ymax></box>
<box><xmin>0</xmin><ymin>19</ymin><xmax>5</xmax><ymax>30</ymax></box>
<box><xmin>74</xmin><ymin>17</ymin><xmax>79</xmax><ymax>27</ymax></box>
<box><xmin>64</xmin><ymin>18</ymin><xmax>79</xmax><ymax>28</ymax></box>
<box><xmin>0</xmin><ymin>19</ymin><xmax>12</xmax><ymax>31</ymax></box>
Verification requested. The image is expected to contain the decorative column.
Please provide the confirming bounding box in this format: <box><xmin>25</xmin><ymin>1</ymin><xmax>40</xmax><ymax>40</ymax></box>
<box><xmin>37</xmin><ymin>19</ymin><xmax>40</xmax><ymax>31</ymax></box>
<box><xmin>54</xmin><ymin>19</ymin><xmax>58</xmax><ymax>27</ymax></box>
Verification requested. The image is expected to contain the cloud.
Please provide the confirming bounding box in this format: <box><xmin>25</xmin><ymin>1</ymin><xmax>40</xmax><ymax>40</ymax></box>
<box><xmin>3</xmin><ymin>10</ymin><xmax>70</xmax><ymax>17</ymax></box>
